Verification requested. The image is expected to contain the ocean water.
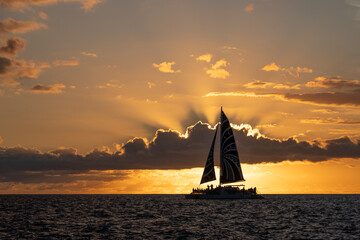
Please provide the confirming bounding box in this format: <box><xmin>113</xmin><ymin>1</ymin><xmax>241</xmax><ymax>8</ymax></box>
<box><xmin>0</xmin><ymin>194</ymin><xmax>359</xmax><ymax>239</ymax></box>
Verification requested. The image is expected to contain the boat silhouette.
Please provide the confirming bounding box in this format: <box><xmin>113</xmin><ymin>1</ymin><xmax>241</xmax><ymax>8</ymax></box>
<box><xmin>186</xmin><ymin>107</ymin><xmax>263</xmax><ymax>199</ymax></box>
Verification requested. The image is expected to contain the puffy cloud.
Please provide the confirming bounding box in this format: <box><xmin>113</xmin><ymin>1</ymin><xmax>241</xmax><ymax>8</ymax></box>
<box><xmin>0</xmin><ymin>37</ymin><xmax>26</xmax><ymax>56</ymax></box>
<box><xmin>81</xmin><ymin>51</ymin><xmax>97</xmax><ymax>57</ymax></box>
<box><xmin>244</xmin><ymin>3</ymin><xmax>254</xmax><ymax>13</ymax></box>
<box><xmin>0</xmin><ymin>56</ymin><xmax>50</xmax><ymax>79</ymax></box>
<box><xmin>262</xmin><ymin>62</ymin><xmax>280</xmax><ymax>72</ymax></box>
<box><xmin>53</xmin><ymin>59</ymin><xmax>79</xmax><ymax>66</ymax></box>
<box><xmin>196</xmin><ymin>53</ymin><xmax>212</xmax><ymax>63</ymax></box>
<box><xmin>206</xmin><ymin>68</ymin><xmax>229</xmax><ymax>79</ymax></box>
<box><xmin>306</xmin><ymin>76</ymin><xmax>359</xmax><ymax>89</ymax></box>
<box><xmin>0</xmin><ymin>0</ymin><xmax>105</xmax><ymax>11</ymax></box>
<box><xmin>30</xmin><ymin>83</ymin><xmax>66</xmax><ymax>94</ymax></box>
<box><xmin>1</xmin><ymin>121</ymin><xmax>360</xmax><ymax>183</ymax></box>
<box><xmin>0</xmin><ymin>18</ymin><xmax>46</xmax><ymax>35</ymax></box>
<box><xmin>262</xmin><ymin>62</ymin><xmax>313</xmax><ymax>77</ymax></box>
<box><xmin>205</xmin><ymin>59</ymin><xmax>229</xmax><ymax>79</ymax></box>
<box><xmin>152</xmin><ymin>61</ymin><xmax>180</xmax><ymax>73</ymax></box>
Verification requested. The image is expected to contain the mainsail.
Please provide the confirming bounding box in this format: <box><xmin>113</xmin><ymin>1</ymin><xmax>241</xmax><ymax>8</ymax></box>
<box><xmin>220</xmin><ymin>108</ymin><xmax>245</xmax><ymax>184</ymax></box>
<box><xmin>200</xmin><ymin>126</ymin><xmax>218</xmax><ymax>184</ymax></box>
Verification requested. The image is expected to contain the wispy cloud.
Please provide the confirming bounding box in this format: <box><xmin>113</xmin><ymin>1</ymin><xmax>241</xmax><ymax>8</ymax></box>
<box><xmin>81</xmin><ymin>51</ymin><xmax>97</xmax><ymax>57</ymax></box>
<box><xmin>0</xmin><ymin>18</ymin><xmax>46</xmax><ymax>35</ymax></box>
<box><xmin>97</xmin><ymin>81</ymin><xmax>123</xmax><ymax>89</ymax></box>
<box><xmin>311</xmin><ymin>109</ymin><xmax>339</xmax><ymax>114</ymax></box>
<box><xmin>53</xmin><ymin>59</ymin><xmax>79</xmax><ymax>67</ymax></box>
<box><xmin>306</xmin><ymin>76</ymin><xmax>359</xmax><ymax>89</ymax></box>
<box><xmin>38</xmin><ymin>12</ymin><xmax>48</xmax><ymax>20</ymax></box>
<box><xmin>147</xmin><ymin>81</ymin><xmax>155</xmax><ymax>88</ymax></box>
<box><xmin>0</xmin><ymin>0</ymin><xmax>106</xmax><ymax>11</ymax></box>
<box><xmin>301</xmin><ymin>117</ymin><xmax>360</xmax><ymax>125</ymax></box>
<box><xmin>30</xmin><ymin>83</ymin><xmax>66</xmax><ymax>94</ymax></box>
<box><xmin>244</xmin><ymin>80</ymin><xmax>300</xmax><ymax>90</ymax></box>
<box><xmin>152</xmin><ymin>61</ymin><xmax>180</xmax><ymax>73</ymax></box>
<box><xmin>346</xmin><ymin>0</ymin><xmax>360</xmax><ymax>21</ymax></box>
<box><xmin>205</xmin><ymin>89</ymin><xmax>360</xmax><ymax>107</ymax></box>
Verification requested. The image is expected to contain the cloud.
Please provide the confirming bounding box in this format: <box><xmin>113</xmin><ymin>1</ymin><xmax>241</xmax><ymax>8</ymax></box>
<box><xmin>81</xmin><ymin>51</ymin><xmax>97</xmax><ymax>57</ymax></box>
<box><xmin>0</xmin><ymin>56</ymin><xmax>50</xmax><ymax>79</ymax></box>
<box><xmin>196</xmin><ymin>53</ymin><xmax>212</xmax><ymax>63</ymax></box>
<box><xmin>244</xmin><ymin>80</ymin><xmax>274</xmax><ymax>89</ymax></box>
<box><xmin>223</xmin><ymin>46</ymin><xmax>237</xmax><ymax>50</ymax></box>
<box><xmin>38</xmin><ymin>11</ymin><xmax>48</xmax><ymax>20</ymax></box>
<box><xmin>0</xmin><ymin>0</ymin><xmax>105</xmax><ymax>11</ymax></box>
<box><xmin>301</xmin><ymin>117</ymin><xmax>360</xmax><ymax>125</ymax></box>
<box><xmin>147</xmin><ymin>81</ymin><xmax>155</xmax><ymax>88</ymax></box>
<box><xmin>346</xmin><ymin>0</ymin><xmax>360</xmax><ymax>21</ymax></box>
<box><xmin>244</xmin><ymin>3</ymin><xmax>254</xmax><ymax>13</ymax></box>
<box><xmin>0</xmin><ymin>37</ymin><xmax>26</xmax><ymax>56</ymax></box>
<box><xmin>243</xmin><ymin>80</ymin><xmax>300</xmax><ymax>90</ymax></box>
<box><xmin>311</xmin><ymin>109</ymin><xmax>338</xmax><ymax>114</ymax></box>
<box><xmin>97</xmin><ymin>80</ymin><xmax>123</xmax><ymax>89</ymax></box>
<box><xmin>262</xmin><ymin>62</ymin><xmax>313</xmax><ymax>77</ymax></box>
<box><xmin>0</xmin><ymin>18</ymin><xmax>46</xmax><ymax>35</ymax></box>
<box><xmin>0</xmin><ymin>78</ymin><xmax>21</xmax><ymax>87</ymax></box>
<box><xmin>306</xmin><ymin>76</ymin><xmax>360</xmax><ymax>89</ymax></box>
<box><xmin>262</xmin><ymin>62</ymin><xmax>280</xmax><ymax>72</ymax></box>
<box><xmin>30</xmin><ymin>83</ymin><xmax>66</xmax><ymax>94</ymax></box>
<box><xmin>205</xmin><ymin>89</ymin><xmax>360</xmax><ymax>107</ymax></box>
<box><xmin>53</xmin><ymin>59</ymin><xmax>79</xmax><ymax>66</ymax></box>
<box><xmin>1</xmin><ymin>121</ymin><xmax>360</xmax><ymax>183</ymax></box>
<box><xmin>205</xmin><ymin>59</ymin><xmax>230</xmax><ymax>79</ymax></box>
<box><xmin>152</xmin><ymin>61</ymin><xmax>180</xmax><ymax>73</ymax></box>
<box><xmin>283</xmin><ymin>90</ymin><xmax>360</xmax><ymax>107</ymax></box>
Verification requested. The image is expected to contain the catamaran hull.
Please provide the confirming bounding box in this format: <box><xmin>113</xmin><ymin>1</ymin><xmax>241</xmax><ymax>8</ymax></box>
<box><xmin>185</xmin><ymin>193</ymin><xmax>264</xmax><ymax>199</ymax></box>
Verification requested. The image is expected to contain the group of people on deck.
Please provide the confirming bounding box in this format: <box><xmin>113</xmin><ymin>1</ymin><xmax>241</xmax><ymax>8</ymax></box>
<box><xmin>192</xmin><ymin>185</ymin><xmax>257</xmax><ymax>195</ymax></box>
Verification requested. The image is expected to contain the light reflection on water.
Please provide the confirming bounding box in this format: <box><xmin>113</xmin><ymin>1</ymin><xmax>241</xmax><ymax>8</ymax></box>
<box><xmin>0</xmin><ymin>194</ymin><xmax>359</xmax><ymax>239</ymax></box>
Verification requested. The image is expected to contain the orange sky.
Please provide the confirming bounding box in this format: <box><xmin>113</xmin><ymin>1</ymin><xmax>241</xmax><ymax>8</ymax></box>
<box><xmin>1</xmin><ymin>0</ymin><xmax>360</xmax><ymax>194</ymax></box>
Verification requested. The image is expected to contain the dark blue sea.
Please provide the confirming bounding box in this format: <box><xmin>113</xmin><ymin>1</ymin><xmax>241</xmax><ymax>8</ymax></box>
<box><xmin>0</xmin><ymin>194</ymin><xmax>359</xmax><ymax>239</ymax></box>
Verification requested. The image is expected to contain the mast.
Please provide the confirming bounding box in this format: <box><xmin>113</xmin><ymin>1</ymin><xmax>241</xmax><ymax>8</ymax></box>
<box><xmin>219</xmin><ymin>107</ymin><xmax>245</xmax><ymax>185</ymax></box>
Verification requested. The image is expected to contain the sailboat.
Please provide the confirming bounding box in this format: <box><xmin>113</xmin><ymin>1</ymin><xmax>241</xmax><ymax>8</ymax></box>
<box><xmin>185</xmin><ymin>107</ymin><xmax>263</xmax><ymax>199</ymax></box>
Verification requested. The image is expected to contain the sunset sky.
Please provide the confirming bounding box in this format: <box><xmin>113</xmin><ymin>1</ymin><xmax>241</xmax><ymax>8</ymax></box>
<box><xmin>1</xmin><ymin>0</ymin><xmax>360</xmax><ymax>194</ymax></box>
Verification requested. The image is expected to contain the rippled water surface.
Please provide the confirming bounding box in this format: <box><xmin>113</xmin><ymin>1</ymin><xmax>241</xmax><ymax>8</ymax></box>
<box><xmin>0</xmin><ymin>194</ymin><xmax>359</xmax><ymax>239</ymax></box>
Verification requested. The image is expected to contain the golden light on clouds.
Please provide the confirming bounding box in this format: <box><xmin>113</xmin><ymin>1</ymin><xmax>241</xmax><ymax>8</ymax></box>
<box><xmin>196</xmin><ymin>53</ymin><xmax>212</xmax><ymax>63</ymax></box>
<box><xmin>53</xmin><ymin>59</ymin><xmax>79</xmax><ymax>66</ymax></box>
<box><xmin>262</xmin><ymin>62</ymin><xmax>280</xmax><ymax>72</ymax></box>
<box><xmin>1</xmin><ymin>0</ymin><xmax>360</xmax><ymax>195</ymax></box>
<box><xmin>205</xmin><ymin>59</ymin><xmax>230</xmax><ymax>79</ymax></box>
<box><xmin>2</xmin><ymin>160</ymin><xmax>359</xmax><ymax>194</ymax></box>
<box><xmin>153</xmin><ymin>61</ymin><xmax>180</xmax><ymax>73</ymax></box>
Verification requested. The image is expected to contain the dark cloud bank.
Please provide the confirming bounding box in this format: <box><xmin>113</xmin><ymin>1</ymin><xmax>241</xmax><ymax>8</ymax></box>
<box><xmin>1</xmin><ymin>122</ymin><xmax>360</xmax><ymax>183</ymax></box>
